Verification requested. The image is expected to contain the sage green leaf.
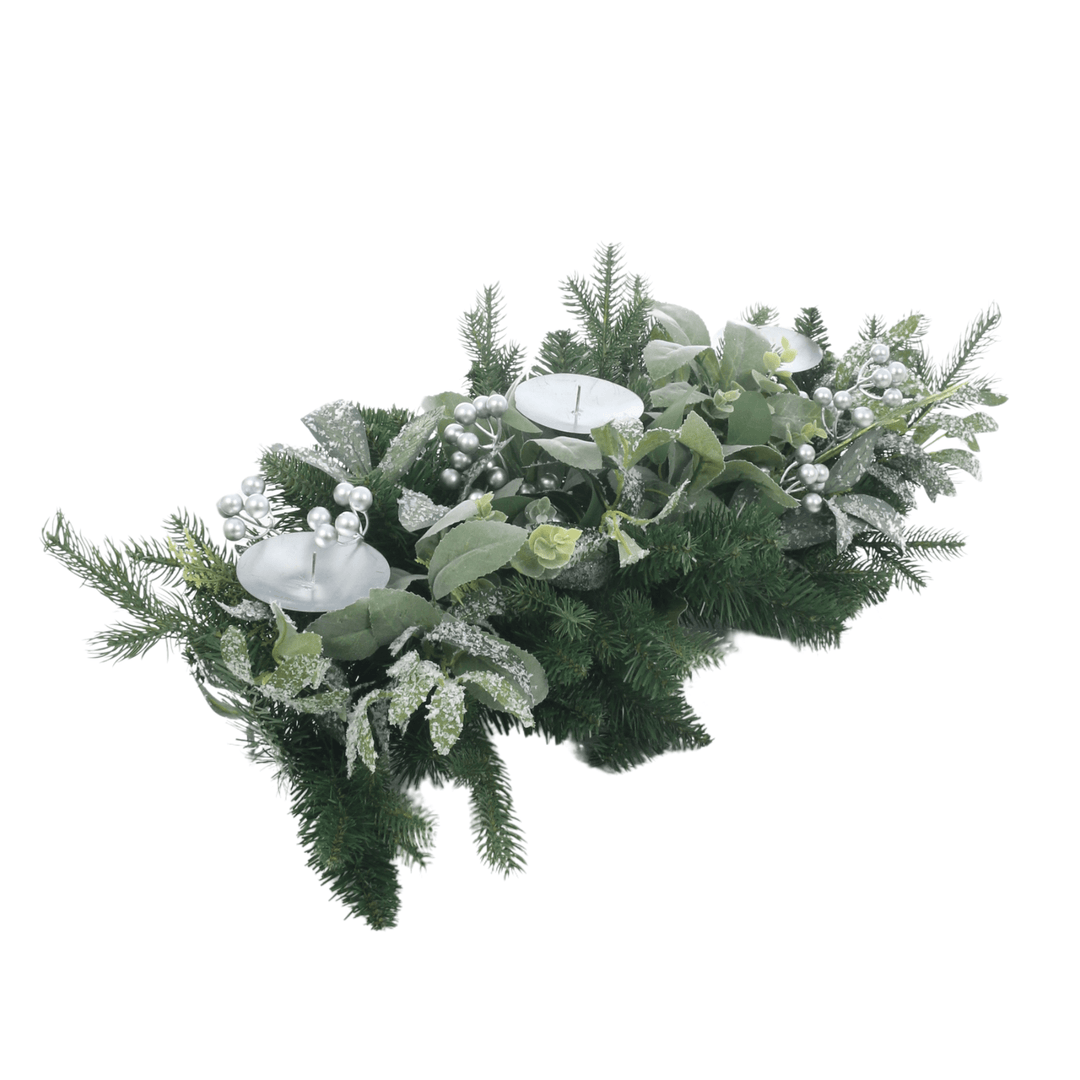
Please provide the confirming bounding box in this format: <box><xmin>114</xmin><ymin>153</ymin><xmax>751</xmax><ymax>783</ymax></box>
<box><xmin>722</xmin><ymin>321</ymin><xmax>774</xmax><ymax>384</ymax></box>
<box><xmin>386</xmin><ymin>567</ymin><xmax>428</xmax><ymax>590</ymax></box>
<box><xmin>650</xmin><ymin>381</ymin><xmax>712</xmax><ymax>409</ymax></box>
<box><xmin>642</xmin><ymin>340</ymin><xmax>706</xmax><ymax>382</ymax></box>
<box><xmin>714</xmin><ymin>460</ymin><xmax>799</xmax><ymax>508</ymax></box>
<box><xmin>933</xmin><ymin>411</ymin><xmax>998</xmax><ymax>452</ymax></box>
<box><xmin>301</xmin><ymin>400</ymin><xmax>373</xmax><ymax>476</ymax></box>
<box><xmin>823</xmin><ymin>432</ymin><xmax>879</xmax><ymax>494</ymax></box>
<box><xmin>261</xmin><ymin>653</ymin><xmax>331</xmax><ymax>701</ymax></box>
<box><xmin>306</xmin><ymin>598</ymin><xmax>377</xmax><ymax>661</ymax></box>
<box><xmin>768</xmin><ymin>393</ymin><xmax>825</xmax><ymax>444</ymax></box>
<box><xmin>977</xmin><ymin>388</ymin><xmax>1008</xmax><ymax>407</ymax></box>
<box><xmin>386</xmin><ymin>651</ymin><xmax>442</xmax><ymax>729</ymax></box>
<box><xmin>428</xmin><ymin>519</ymin><xmax>529</xmax><ymax>600</ymax></box>
<box><xmin>369</xmin><ymin>588</ymin><xmax>444</xmax><ymax>644</ymax></box>
<box><xmin>500</xmin><ymin>401</ymin><xmax>543</xmax><ymax>434</ymax></box>
<box><xmin>751</xmin><ymin>370</ymin><xmax>787</xmax><ymax>394</ymax></box>
<box><xmin>415</xmin><ymin>498</ymin><xmax>480</xmax><ymax>562</ymax></box>
<box><xmin>592</xmin><ymin>417</ymin><xmax>673</xmax><ymax>470</ymax></box>
<box><xmin>376</xmin><ymin>410</ymin><xmax>442</xmax><ymax>485</ymax></box>
<box><xmin>929</xmin><ymin>448</ymin><xmax>982</xmax><ymax>480</ymax></box>
<box><xmin>398</xmin><ymin>488</ymin><xmax>451</xmax><ymax>531</ymax></box>
<box><xmin>652</xmin><ymin>398</ymin><xmax>690</xmax><ymax>432</ymax></box>
<box><xmin>528</xmin><ymin>436</ymin><xmax>603</xmax><ymax>471</ymax></box>
<box><xmin>198</xmin><ymin>683</ymin><xmax>242</xmax><ymax>718</ymax></box>
<box><xmin>723</xmin><ymin>444</ymin><xmax>786</xmax><ymax>469</ymax></box>
<box><xmin>271</xmin><ymin>603</ymin><xmax>323</xmax><ymax>663</ymax></box>
<box><xmin>650</xmin><ymin>301</ymin><xmax>711</xmax><ymax>346</ymax></box>
<box><xmin>833</xmin><ymin>493</ymin><xmax>905</xmax><ymax>547</ymax></box>
<box><xmin>678</xmin><ymin>411</ymin><xmax>726</xmax><ymax>463</ymax></box>
<box><xmin>726</xmin><ymin>391</ymin><xmax>773</xmax><ymax>446</ymax></box>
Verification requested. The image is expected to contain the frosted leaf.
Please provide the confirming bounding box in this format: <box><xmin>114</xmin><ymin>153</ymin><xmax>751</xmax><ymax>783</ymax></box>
<box><xmin>292</xmin><ymin>686</ymin><xmax>350</xmax><ymax>717</ymax></box>
<box><xmin>260</xmin><ymin>654</ymin><xmax>332</xmax><ymax>702</ymax></box>
<box><xmin>551</xmin><ymin>528</ymin><xmax>616</xmax><ymax>591</ymax></box>
<box><xmin>427</xmin><ymin>678</ymin><xmax>467</xmax><ymax>756</ymax></box>
<box><xmin>833</xmin><ymin>494</ymin><xmax>906</xmax><ymax>550</ymax></box>
<box><xmin>775</xmin><ymin>506</ymin><xmax>835</xmax><ymax>550</ymax></box>
<box><xmin>273</xmin><ymin>443</ymin><xmax>349</xmax><ymax>483</ymax></box>
<box><xmin>388</xmin><ymin>625</ymin><xmax>422</xmax><ymax>657</ymax></box>
<box><xmin>215</xmin><ymin>598</ymin><xmax>272</xmax><ymax>621</ymax></box>
<box><xmin>377</xmin><ymin>411</ymin><xmax>442</xmax><ymax>485</ymax></box>
<box><xmin>424</xmin><ymin>620</ymin><xmax>528</xmax><ymax>688</ymax></box>
<box><xmin>827</xmin><ymin>499</ymin><xmax>857</xmax><ymax>553</ymax></box>
<box><xmin>450</xmin><ymin>588</ymin><xmax>507</xmax><ymax>625</ymax></box>
<box><xmin>220</xmin><ymin>626</ymin><xmax>254</xmax><ymax>684</ymax></box>
<box><xmin>621</xmin><ymin>467</ymin><xmax>646</xmax><ymax>515</ymax></box>
<box><xmin>346</xmin><ymin>690</ymin><xmax>384</xmax><ymax>776</ymax></box>
<box><xmin>398</xmin><ymin>489</ymin><xmax>451</xmax><ymax>531</ymax></box>
<box><xmin>457</xmin><ymin>670</ymin><xmax>534</xmax><ymax>727</ymax></box>
<box><xmin>386</xmin><ymin>651</ymin><xmax>442</xmax><ymax>728</ymax></box>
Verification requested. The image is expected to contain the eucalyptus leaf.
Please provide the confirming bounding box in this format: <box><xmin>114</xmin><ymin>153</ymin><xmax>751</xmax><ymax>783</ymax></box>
<box><xmin>649</xmin><ymin>301</ymin><xmax>711</xmax><ymax>347</ymax></box>
<box><xmin>500</xmin><ymin>401</ymin><xmax>543</xmax><ymax>434</ymax></box>
<box><xmin>677</xmin><ymin>411</ymin><xmax>726</xmax><ymax>464</ymax></box>
<box><xmin>415</xmin><ymin>499</ymin><xmax>481</xmax><ymax>562</ymax></box>
<box><xmin>769</xmin><ymin>393</ymin><xmax>826</xmax><ymax>444</ymax></box>
<box><xmin>723</xmin><ymin>444</ymin><xmax>786</xmax><ymax>469</ymax></box>
<box><xmin>306</xmin><ymin>598</ymin><xmax>377</xmax><ymax>661</ymax></box>
<box><xmin>368</xmin><ymin>589</ymin><xmax>444</xmax><ymax>645</ymax></box>
<box><xmin>726</xmin><ymin>391</ymin><xmax>773</xmax><ymax>446</ymax></box>
<box><xmin>650</xmin><ymin>381</ymin><xmax>712</xmax><ymax>409</ymax></box>
<box><xmin>528</xmin><ymin>436</ymin><xmax>603</xmax><ymax>471</ymax></box>
<box><xmin>642</xmin><ymin>340</ymin><xmax>707</xmax><ymax>382</ymax></box>
<box><xmin>722</xmin><ymin>321</ymin><xmax>774</xmax><ymax>384</ymax></box>
<box><xmin>428</xmin><ymin>520</ymin><xmax>529</xmax><ymax>600</ymax></box>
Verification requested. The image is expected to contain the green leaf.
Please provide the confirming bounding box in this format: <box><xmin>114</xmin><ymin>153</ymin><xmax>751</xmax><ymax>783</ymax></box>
<box><xmin>386</xmin><ymin>651</ymin><xmax>443</xmax><ymax>728</ymax></box>
<box><xmin>500</xmin><ymin>401</ymin><xmax>543</xmax><ymax>434</ymax></box>
<box><xmin>591</xmin><ymin>418</ymin><xmax>673</xmax><ymax>470</ymax></box>
<box><xmin>346</xmin><ymin>691</ymin><xmax>383</xmax><ymax>776</ymax></box>
<box><xmin>414</xmin><ymin>499</ymin><xmax>481</xmax><ymax>562</ymax></box>
<box><xmin>642</xmin><ymin>340</ymin><xmax>706</xmax><ymax>382</ymax></box>
<box><xmin>725</xmin><ymin>391</ymin><xmax>773</xmax><ymax>446</ymax></box>
<box><xmin>528</xmin><ymin>436</ymin><xmax>603</xmax><ymax>471</ymax></box>
<box><xmin>929</xmin><ymin>448</ymin><xmax>982</xmax><ymax>480</ymax></box>
<box><xmin>426</xmin><ymin>677</ymin><xmax>467</xmax><ymax>755</ymax></box>
<box><xmin>723</xmin><ymin>444</ymin><xmax>786</xmax><ymax>469</ymax></box>
<box><xmin>457</xmin><ymin>670</ymin><xmax>535</xmax><ymax>725</ymax></box>
<box><xmin>369</xmin><ymin>588</ymin><xmax>444</xmax><ymax>643</ymax></box>
<box><xmin>977</xmin><ymin>388</ymin><xmax>1008</xmax><ymax>407</ymax></box>
<box><xmin>712</xmin><ymin>459</ymin><xmax>799</xmax><ymax>508</ymax></box>
<box><xmin>722</xmin><ymin>321</ymin><xmax>774</xmax><ymax>385</ymax></box>
<box><xmin>271</xmin><ymin>603</ymin><xmax>323</xmax><ymax>663</ymax></box>
<box><xmin>428</xmin><ymin>519</ymin><xmax>529</xmax><ymax>600</ymax></box>
<box><xmin>678</xmin><ymin>410</ymin><xmax>727</xmax><ymax>489</ymax></box>
<box><xmin>220</xmin><ymin>626</ymin><xmax>254</xmax><ymax>684</ymax></box>
<box><xmin>768</xmin><ymin>393</ymin><xmax>825</xmax><ymax>444</ymax></box>
<box><xmin>823</xmin><ymin>432</ymin><xmax>879</xmax><ymax>494</ymax></box>
<box><xmin>826</xmin><ymin>498</ymin><xmax>858</xmax><ymax>553</ymax></box>
<box><xmin>649</xmin><ymin>301</ymin><xmax>711</xmax><ymax>347</ymax></box>
<box><xmin>650</xmin><ymin>381</ymin><xmax>712</xmax><ymax>409</ymax></box>
<box><xmin>306</xmin><ymin>599</ymin><xmax>377</xmax><ymax>661</ymax></box>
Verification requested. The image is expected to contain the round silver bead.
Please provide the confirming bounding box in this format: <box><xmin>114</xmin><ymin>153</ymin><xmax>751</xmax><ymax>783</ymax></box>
<box><xmin>244</xmin><ymin>493</ymin><xmax>270</xmax><ymax>519</ymax></box>
<box><xmin>307</xmin><ymin>506</ymin><xmax>332</xmax><ymax>528</ymax></box>
<box><xmin>443</xmin><ymin>422</ymin><xmax>465</xmax><ymax>443</ymax></box>
<box><xmin>348</xmin><ymin>485</ymin><xmax>373</xmax><ymax>512</ymax></box>
<box><xmin>454</xmin><ymin>402</ymin><xmax>478</xmax><ymax>426</ymax></box>
<box><xmin>223</xmin><ymin>517</ymin><xmax>248</xmax><ymax>541</ymax></box>
<box><xmin>832</xmin><ymin>390</ymin><xmax>853</xmax><ymax>411</ymax></box>
<box><xmin>871</xmin><ymin>366</ymin><xmax>893</xmax><ymax>389</ymax></box>
<box><xmin>440</xmin><ymin>468</ymin><xmax>461</xmax><ymax>489</ymax></box>
<box><xmin>815</xmin><ymin>464</ymin><xmax>829</xmax><ymax>483</ymax></box>
<box><xmin>486</xmin><ymin>393</ymin><xmax>508</xmax><ymax>417</ymax></box>
<box><xmin>472</xmin><ymin>395</ymin><xmax>490</xmax><ymax>418</ymax></box>
<box><xmin>852</xmin><ymin>406</ymin><xmax>875</xmax><ymax>428</ymax></box>
<box><xmin>812</xmin><ymin>386</ymin><xmax>833</xmax><ymax>406</ymax></box>
<box><xmin>809</xmin><ymin>481</ymin><xmax>826</xmax><ymax>492</ymax></box>
<box><xmin>538</xmin><ymin>472</ymin><xmax>558</xmax><ymax>491</ymax></box>
<box><xmin>217</xmin><ymin>493</ymin><xmax>244</xmax><ymax>518</ymax></box>
<box><xmin>449</xmin><ymin>451</ymin><xmax>470</xmax><ymax>470</ymax></box>
<box><xmin>882</xmin><ymin>388</ymin><xmax>904</xmax><ymax>408</ymax></box>
<box><xmin>335</xmin><ymin>511</ymin><xmax>360</xmax><ymax>537</ymax></box>
<box><xmin>333</xmin><ymin>481</ymin><xmax>355</xmax><ymax>506</ymax></box>
<box><xmin>797</xmin><ymin>463</ymin><xmax>819</xmax><ymax>486</ymax></box>
<box><xmin>802</xmin><ymin>492</ymin><xmax>824</xmax><ymax>513</ymax></box>
<box><xmin>869</xmin><ymin>343</ymin><xmax>890</xmax><ymax>363</ymax></box>
<box><xmin>241</xmin><ymin>475</ymin><xmax>266</xmax><ymax>496</ymax></box>
<box><xmin>467</xmin><ymin>490</ymin><xmax>485</xmax><ymax>502</ymax></box>
<box><xmin>314</xmin><ymin>523</ymin><xmax>338</xmax><ymax>548</ymax></box>
<box><xmin>888</xmin><ymin>361</ymin><xmax>909</xmax><ymax>386</ymax></box>
<box><xmin>799</xmin><ymin>391</ymin><xmax>810</xmax><ymax>399</ymax></box>
<box><xmin>488</xmin><ymin>467</ymin><xmax>508</xmax><ymax>489</ymax></box>
<box><xmin>519</xmin><ymin>482</ymin><xmax>536</xmax><ymax>496</ymax></box>
<box><xmin>795</xmin><ymin>443</ymin><xmax>816</xmax><ymax>464</ymax></box>
<box><xmin>456</xmin><ymin>432</ymin><xmax>480</xmax><ymax>455</ymax></box>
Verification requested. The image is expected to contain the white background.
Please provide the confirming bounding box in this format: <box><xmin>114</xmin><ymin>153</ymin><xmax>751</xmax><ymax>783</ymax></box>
<box><xmin>3</xmin><ymin>3</ymin><xmax>1075</xmax><ymax>1078</ymax></box>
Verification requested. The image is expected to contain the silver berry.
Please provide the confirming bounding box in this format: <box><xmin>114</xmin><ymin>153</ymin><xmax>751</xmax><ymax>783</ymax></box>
<box><xmin>802</xmin><ymin>492</ymin><xmax>823</xmax><ymax>513</ymax></box>
<box><xmin>454</xmin><ymin>402</ymin><xmax>478</xmax><ymax>426</ymax></box>
<box><xmin>538</xmin><ymin>472</ymin><xmax>558</xmax><ymax>491</ymax></box>
<box><xmin>456</xmin><ymin>432</ymin><xmax>480</xmax><ymax>455</ymax></box>
<box><xmin>832</xmin><ymin>390</ymin><xmax>853</xmax><ymax>411</ymax></box>
<box><xmin>244</xmin><ymin>494</ymin><xmax>270</xmax><ymax>519</ymax></box>
<box><xmin>313</xmin><ymin>523</ymin><xmax>338</xmax><ymax>548</ymax></box>
<box><xmin>223</xmin><ymin>517</ymin><xmax>248</xmax><ymax>540</ymax></box>
<box><xmin>440</xmin><ymin>468</ymin><xmax>461</xmax><ymax>489</ymax></box>
<box><xmin>333</xmin><ymin>481</ymin><xmax>355</xmax><ymax>506</ymax></box>
<box><xmin>869</xmin><ymin>343</ymin><xmax>890</xmax><ymax>363</ymax></box>
<box><xmin>241</xmin><ymin>475</ymin><xmax>266</xmax><ymax>496</ymax></box>
<box><xmin>217</xmin><ymin>493</ymin><xmax>244</xmax><ymax>518</ymax></box>
<box><xmin>335</xmin><ymin>511</ymin><xmax>360</xmax><ymax>536</ymax></box>
<box><xmin>871</xmin><ymin>366</ymin><xmax>893</xmax><ymax>389</ymax></box>
<box><xmin>815</xmin><ymin>464</ymin><xmax>829</xmax><ymax>483</ymax></box>
<box><xmin>450</xmin><ymin>451</ymin><xmax>470</xmax><ymax>470</ymax></box>
<box><xmin>888</xmin><ymin>361</ymin><xmax>908</xmax><ymax>386</ymax></box>
<box><xmin>795</xmin><ymin>444</ymin><xmax>816</xmax><ymax>464</ymax></box>
<box><xmin>307</xmin><ymin>506</ymin><xmax>332</xmax><ymax>528</ymax></box>
<box><xmin>472</xmin><ymin>396</ymin><xmax>490</xmax><ymax>418</ymax></box>
<box><xmin>813</xmin><ymin>386</ymin><xmax>833</xmax><ymax>406</ymax></box>
<box><xmin>852</xmin><ymin>406</ymin><xmax>875</xmax><ymax>428</ymax></box>
<box><xmin>882</xmin><ymin>388</ymin><xmax>904</xmax><ymax>408</ymax></box>
<box><xmin>348</xmin><ymin>486</ymin><xmax>373</xmax><ymax>512</ymax></box>
<box><xmin>797</xmin><ymin>463</ymin><xmax>819</xmax><ymax>486</ymax></box>
<box><xmin>486</xmin><ymin>393</ymin><xmax>509</xmax><ymax>417</ymax></box>
<box><xmin>443</xmin><ymin>422</ymin><xmax>464</xmax><ymax>443</ymax></box>
<box><xmin>488</xmin><ymin>467</ymin><xmax>508</xmax><ymax>489</ymax></box>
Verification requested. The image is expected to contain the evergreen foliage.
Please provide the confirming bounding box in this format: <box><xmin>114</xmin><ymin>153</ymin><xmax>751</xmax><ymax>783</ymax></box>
<box><xmin>44</xmin><ymin>249</ymin><xmax>1004</xmax><ymax>928</ymax></box>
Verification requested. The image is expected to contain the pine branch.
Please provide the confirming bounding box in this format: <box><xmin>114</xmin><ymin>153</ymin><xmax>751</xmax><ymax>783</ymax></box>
<box><xmin>931</xmin><ymin>303</ymin><xmax>1001</xmax><ymax>392</ymax></box>
<box><xmin>741</xmin><ymin>303</ymin><xmax>778</xmax><ymax>326</ymax></box>
<box><xmin>793</xmin><ymin>306</ymin><xmax>831</xmax><ymax>354</ymax></box>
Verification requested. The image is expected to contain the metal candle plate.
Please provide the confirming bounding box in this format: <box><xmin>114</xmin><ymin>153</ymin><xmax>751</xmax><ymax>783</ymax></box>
<box><xmin>513</xmin><ymin>373</ymin><xmax>644</xmax><ymax>434</ymax></box>
<box><xmin>236</xmin><ymin>532</ymin><xmax>390</xmax><ymax>613</ymax></box>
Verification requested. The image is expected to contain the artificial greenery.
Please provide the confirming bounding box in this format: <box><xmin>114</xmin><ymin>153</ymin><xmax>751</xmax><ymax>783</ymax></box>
<box><xmin>44</xmin><ymin>244</ymin><xmax>1004</xmax><ymax>928</ymax></box>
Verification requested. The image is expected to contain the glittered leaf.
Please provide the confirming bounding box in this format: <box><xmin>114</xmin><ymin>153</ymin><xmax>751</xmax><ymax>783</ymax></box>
<box><xmin>428</xmin><ymin>519</ymin><xmax>529</xmax><ymax>600</ymax></box>
<box><xmin>833</xmin><ymin>494</ymin><xmax>905</xmax><ymax>548</ymax></box>
<box><xmin>457</xmin><ymin>670</ymin><xmax>535</xmax><ymax>726</ymax></box>
<box><xmin>398</xmin><ymin>489</ymin><xmax>451</xmax><ymax>532</ymax></box>
<box><xmin>929</xmin><ymin>448</ymin><xmax>982</xmax><ymax>480</ymax></box>
<box><xmin>220</xmin><ymin>626</ymin><xmax>254</xmax><ymax>684</ymax></box>
<box><xmin>301</xmin><ymin>400</ymin><xmax>373</xmax><ymax>476</ymax></box>
<box><xmin>827</xmin><ymin>499</ymin><xmax>858</xmax><ymax>553</ymax></box>
<box><xmin>776</xmin><ymin>505</ymin><xmax>835</xmax><ymax>550</ymax></box>
<box><xmin>823</xmin><ymin>432</ymin><xmax>880</xmax><ymax>494</ymax></box>
<box><xmin>346</xmin><ymin>690</ymin><xmax>384</xmax><ymax>776</ymax></box>
<box><xmin>386</xmin><ymin>651</ymin><xmax>442</xmax><ymax>729</ymax></box>
<box><xmin>713</xmin><ymin>459</ymin><xmax>799</xmax><ymax>508</ymax></box>
<box><xmin>376</xmin><ymin>410</ymin><xmax>442</xmax><ymax>485</ymax></box>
